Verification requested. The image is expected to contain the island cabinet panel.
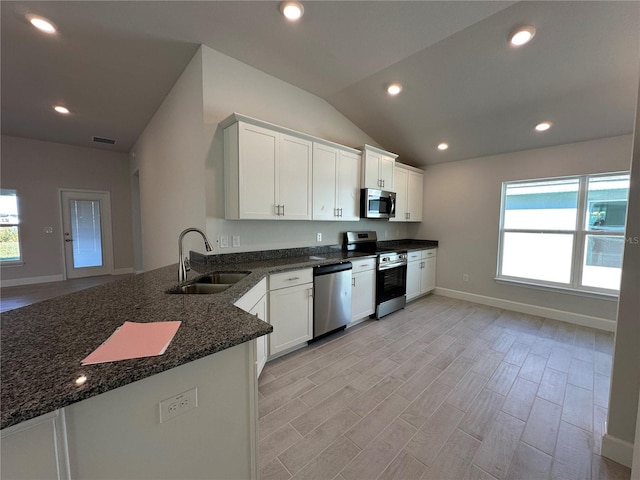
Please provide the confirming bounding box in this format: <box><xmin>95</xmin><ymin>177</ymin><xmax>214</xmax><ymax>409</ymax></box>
<box><xmin>268</xmin><ymin>269</ymin><xmax>313</xmax><ymax>356</ymax></box>
<box><xmin>312</xmin><ymin>143</ymin><xmax>361</xmax><ymax>221</ymax></box>
<box><xmin>1</xmin><ymin>410</ymin><xmax>70</xmax><ymax>480</ymax></box>
<box><xmin>225</xmin><ymin>120</ymin><xmax>312</xmax><ymax>220</ymax></box>
<box><xmin>63</xmin><ymin>342</ymin><xmax>258</xmax><ymax>480</ymax></box>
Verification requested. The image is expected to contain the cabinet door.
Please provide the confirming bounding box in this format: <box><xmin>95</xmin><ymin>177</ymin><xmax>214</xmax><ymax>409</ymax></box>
<box><xmin>249</xmin><ymin>295</ymin><xmax>268</xmax><ymax>377</ymax></box>
<box><xmin>422</xmin><ymin>256</ymin><xmax>437</xmax><ymax>293</ymax></box>
<box><xmin>406</xmin><ymin>260</ymin><xmax>422</xmax><ymax>301</ymax></box>
<box><xmin>407</xmin><ymin>170</ymin><xmax>424</xmax><ymax>222</ymax></box>
<box><xmin>391</xmin><ymin>167</ymin><xmax>407</xmax><ymax>223</ymax></box>
<box><xmin>1</xmin><ymin>410</ymin><xmax>70</xmax><ymax>480</ymax></box>
<box><xmin>312</xmin><ymin>143</ymin><xmax>338</xmax><ymax>220</ymax></box>
<box><xmin>362</xmin><ymin>150</ymin><xmax>382</xmax><ymax>189</ymax></box>
<box><xmin>269</xmin><ymin>283</ymin><xmax>313</xmax><ymax>355</ymax></box>
<box><xmin>379</xmin><ymin>156</ymin><xmax>395</xmax><ymax>191</ymax></box>
<box><xmin>351</xmin><ymin>270</ymin><xmax>375</xmax><ymax>321</ymax></box>
<box><xmin>337</xmin><ymin>150</ymin><xmax>361</xmax><ymax>221</ymax></box>
<box><xmin>279</xmin><ymin>134</ymin><xmax>312</xmax><ymax>220</ymax></box>
<box><xmin>238</xmin><ymin>123</ymin><xmax>278</xmax><ymax>219</ymax></box>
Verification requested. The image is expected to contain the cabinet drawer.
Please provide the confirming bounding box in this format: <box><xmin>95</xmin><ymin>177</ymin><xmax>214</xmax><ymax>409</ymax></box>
<box><xmin>422</xmin><ymin>248</ymin><xmax>437</xmax><ymax>259</ymax></box>
<box><xmin>407</xmin><ymin>251</ymin><xmax>422</xmax><ymax>262</ymax></box>
<box><xmin>269</xmin><ymin>268</ymin><xmax>313</xmax><ymax>290</ymax></box>
<box><xmin>351</xmin><ymin>258</ymin><xmax>376</xmax><ymax>272</ymax></box>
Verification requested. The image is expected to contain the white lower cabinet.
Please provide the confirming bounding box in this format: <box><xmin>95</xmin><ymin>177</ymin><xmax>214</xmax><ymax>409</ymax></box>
<box><xmin>268</xmin><ymin>269</ymin><xmax>313</xmax><ymax>356</ymax></box>
<box><xmin>406</xmin><ymin>248</ymin><xmax>437</xmax><ymax>301</ymax></box>
<box><xmin>351</xmin><ymin>258</ymin><xmax>376</xmax><ymax>322</ymax></box>
<box><xmin>234</xmin><ymin>278</ymin><xmax>268</xmax><ymax>377</ymax></box>
<box><xmin>0</xmin><ymin>410</ymin><xmax>70</xmax><ymax>480</ymax></box>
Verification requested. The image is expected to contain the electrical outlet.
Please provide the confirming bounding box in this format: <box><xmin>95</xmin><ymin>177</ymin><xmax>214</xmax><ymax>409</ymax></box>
<box><xmin>159</xmin><ymin>387</ymin><xmax>198</xmax><ymax>423</ymax></box>
<box><xmin>232</xmin><ymin>235</ymin><xmax>240</xmax><ymax>247</ymax></box>
<box><xmin>219</xmin><ymin>235</ymin><xmax>229</xmax><ymax>248</ymax></box>
<box><xmin>316</xmin><ymin>232</ymin><xmax>322</xmax><ymax>242</ymax></box>
<box><xmin>462</xmin><ymin>274</ymin><xmax>470</xmax><ymax>282</ymax></box>
<box><xmin>44</xmin><ymin>227</ymin><xmax>53</xmax><ymax>234</ymax></box>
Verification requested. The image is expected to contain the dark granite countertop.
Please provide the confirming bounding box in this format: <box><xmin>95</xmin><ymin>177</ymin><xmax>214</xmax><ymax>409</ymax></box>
<box><xmin>0</xmin><ymin>248</ymin><xmax>382</xmax><ymax>429</ymax></box>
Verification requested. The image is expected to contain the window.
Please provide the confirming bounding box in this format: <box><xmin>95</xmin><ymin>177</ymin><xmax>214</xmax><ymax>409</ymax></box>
<box><xmin>0</xmin><ymin>189</ymin><xmax>22</xmax><ymax>263</ymax></box>
<box><xmin>497</xmin><ymin>173</ymin><xmax>630</xmax><ymax>293</ymax></box>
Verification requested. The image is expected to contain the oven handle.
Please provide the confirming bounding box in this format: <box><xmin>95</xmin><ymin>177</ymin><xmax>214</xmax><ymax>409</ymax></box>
<box><xmin>378</xmin><ymin>263</ymin><xmax>407</xmax><ymax>271</ymax></box>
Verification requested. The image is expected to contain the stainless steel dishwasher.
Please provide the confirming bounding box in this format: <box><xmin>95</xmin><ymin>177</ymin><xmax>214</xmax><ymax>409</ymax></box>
<box><xmin>313</xmin><ymin>262</ymin><xmax>352</xmax><ymax>338</ymax></box>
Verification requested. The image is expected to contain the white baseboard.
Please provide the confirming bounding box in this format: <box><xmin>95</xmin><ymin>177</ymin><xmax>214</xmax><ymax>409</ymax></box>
<box><xmin>434</xmin><ymin>287</ymin><xmax>616</xmax><ymax>332</ymax></box>
<box><xmin>602</xmin><ymin>433</ymin><xmax>634</xmax><ymax>468</ymax></box>
<box><xmin>113</xmin><ymin>267</ymin><xmax>135</xmax><ymax>275</ymax></box>
<box><xmin>1</xmin><ymin>274</ymin><xmax>64</xmax><ymax>288</ymax></box>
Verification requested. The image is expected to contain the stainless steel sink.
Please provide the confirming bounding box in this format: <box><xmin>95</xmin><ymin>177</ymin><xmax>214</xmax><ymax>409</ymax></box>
<box><xmin>166</xmin><ymin>271</ymin><xmax>250</xmax><ymax>295</ymax></box>
<box><xmin>195</xmin><ymin>272</ymin><xmax>250</xmax><ymax>284</ymax></box>
<box><xmin>177</xmin><ymin>284</ymin><xmax>231</xmax><ymax>294</ymax></box>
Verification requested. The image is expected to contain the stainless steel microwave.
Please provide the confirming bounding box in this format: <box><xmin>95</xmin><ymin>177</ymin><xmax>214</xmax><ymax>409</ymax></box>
<box><xmin>360</xmin><ymin>188</ymin><xmax>396</xmax><ymax>219</ymax></box>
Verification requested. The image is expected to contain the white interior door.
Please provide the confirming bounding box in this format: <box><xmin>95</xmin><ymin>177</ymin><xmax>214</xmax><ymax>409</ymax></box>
<box><xmin>60</xmin><ymin>190</ymin><xmax>113</xmax><ymax>279</ymax></box>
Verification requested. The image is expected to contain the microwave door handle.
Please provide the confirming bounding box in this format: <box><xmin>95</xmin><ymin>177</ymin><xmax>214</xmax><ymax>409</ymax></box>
<box><xmin>389</xmin><ymin>196</ymin><xmax>396</xmax><ymax>217</ymax></box>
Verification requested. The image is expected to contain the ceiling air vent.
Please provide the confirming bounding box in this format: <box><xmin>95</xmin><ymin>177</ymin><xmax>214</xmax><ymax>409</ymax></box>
<box><xmin>92</xmin><ymin>136</ymin><xmax>116</xmax><ymax>145</ymax></box>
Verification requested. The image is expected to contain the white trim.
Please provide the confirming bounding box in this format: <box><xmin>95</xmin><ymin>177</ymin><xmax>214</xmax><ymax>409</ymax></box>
<box><xmin>112</xmin><ymin>267</ymin><xmax>135</xmax><ymax>275</ymax></box>
<box><xmin>495</xmin><ymin>278</ymin><xmax>619</xmax><ymax>301</ymax></box>
<box><xmin>602</xmin><ymin>433</ymin><xmax>634</xmax><ymax>468</ymax></box>
<box><xmin>1</xmin><ymin>274</ymin><xmax>64</xmax><ymax>288</ymax></box>
<box><xmin>434</xmin><ymin>287</ymin><xmax>616</xmax><ymax>332</ymax></box>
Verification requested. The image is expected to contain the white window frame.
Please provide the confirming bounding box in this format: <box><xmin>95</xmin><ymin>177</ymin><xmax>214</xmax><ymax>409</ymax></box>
<box><xmin>0</xmin><ymin>188</ymin><xmax>23</xmax><ymax>265</ymax></box>
<box><xmin>496</xmin><ymin>172</ymin><xmax>629</xmax><ymax>297</ymax></box>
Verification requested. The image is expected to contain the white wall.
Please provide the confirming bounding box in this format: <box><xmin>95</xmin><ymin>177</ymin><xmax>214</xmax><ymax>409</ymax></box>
<box><xmin>411</xmin><ymin>134</ymin><xmax>633</xmax><ymax>323</ymax></box>
<box><xmin>130</xmin><ymin>49</ymin><xmax>206</xmax><ymax>271</ymax></box>
<box><xmin>132</xmin><ymin>45</ymin><xmax>408</xmax><ymax>272</ymax></box>
<box><xmin>604</xmin><ymin>79</ymin><xmax>640</xmax><ymax>468</ymax></box>
<box><xmin>0</xmin><ymin>135</ymin><xmax>133</xmax><ymax>284</ymax></box>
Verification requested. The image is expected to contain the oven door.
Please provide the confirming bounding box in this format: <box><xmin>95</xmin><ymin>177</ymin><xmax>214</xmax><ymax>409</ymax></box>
<box><xmin>376</xmin><ymin>264</ymin><xmax>407</xmax><ymax>304</ymax></box>
<box><xmin>361</xmin><ymin>189</ymin><xmax>396</xmax><ymax>218</ymax></box>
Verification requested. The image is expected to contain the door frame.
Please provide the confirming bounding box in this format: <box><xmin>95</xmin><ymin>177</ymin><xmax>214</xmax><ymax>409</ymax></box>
<box><xmin>58</xmin><ymin>188</ymin><xmax>114</xmax><ymax>280</ymax></box>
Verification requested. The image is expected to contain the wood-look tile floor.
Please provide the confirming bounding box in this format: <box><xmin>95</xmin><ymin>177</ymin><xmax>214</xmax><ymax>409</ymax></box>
<box><xmin>258</xmin><ymin>295</ymin><xmax>630</xmax><ymax>480</ymax></box>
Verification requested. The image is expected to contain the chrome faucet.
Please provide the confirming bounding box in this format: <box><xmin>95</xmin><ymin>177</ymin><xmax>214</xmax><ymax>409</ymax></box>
<box><xmin>178</xmin><ymin>228</ymin><xmax>213</xmax><ymax>283</ymax></box>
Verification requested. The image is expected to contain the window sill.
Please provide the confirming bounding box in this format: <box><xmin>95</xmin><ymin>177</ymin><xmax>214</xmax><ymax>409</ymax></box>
<box><xmin>1</xmin><ymin>261</ymin><xmax>24</xmax><ymax>268</ymax></box>
<box><xmin>495</xmin><ymin>277</ymin><xmax>619</xmax><ymax>301</ymax></box>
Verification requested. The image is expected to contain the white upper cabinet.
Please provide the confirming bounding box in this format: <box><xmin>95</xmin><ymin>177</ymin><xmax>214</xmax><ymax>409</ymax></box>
<box><xmin>224</xmin><ymin>118</ymin><xmax>312</xmax><ymax>220</ymax></box>
<box><xmin>361</xmin><ymin>144</ymin><xmax>397</xmax><ymax>190</ymax></box>
<box><xmin>391</xmin><ymin>163</ymin><xmax>424</xmax><ymax>222</ymax></box>
<box><xmin>313</xmin><ymin>143</ymin><xmax>361</xmax><ymax>221</ymax></box>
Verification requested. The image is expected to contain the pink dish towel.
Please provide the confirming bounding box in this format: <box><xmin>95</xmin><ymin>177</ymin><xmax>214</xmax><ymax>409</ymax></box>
<box><xmin>81</xmin><ymin>321</ymin><xmax>181</xmax><ymax>365</ymax></box>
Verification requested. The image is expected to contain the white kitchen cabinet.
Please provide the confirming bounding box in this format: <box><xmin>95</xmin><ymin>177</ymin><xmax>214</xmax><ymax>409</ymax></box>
<box><xmin>268</xmin><ymin>269</ymin><xmax>313</xmax><ymax>356</ymax></box>
<box><xmin>234</xmin><ymin>278</ymin><xmax>268</xmax><ymax>377</ymax></box>
<box><xmin>350</xmin><ymin>258</ymin><xmax>376</xmax><ymax>321</ymax></box>
<box><xmin>391</xmin><ymin>163</ymin><xmax>424</xmax><ymax>222</ymax></box>
<box><xmin>361</xmin><ymin>144</ymin><xmax>397</xmax><ymax>190</ymax></box>
<box><xmin>0</xmin><ymin>410</ymin><xmax>70</xmax><ymax>480</ymax></box>
<box><xmin>312</xmin><ymin>143</ymin><xmax>361</xmax><ymax>221</ymax></box>
<box><xmin>224</xmin><ymin>119</ymin><xmax>312</xmax><ymax>220</ymax></box>
<box><xmin>406</xmin><ymin>248</ymin><xmax>437</xmax><ymax>301</ymax></box>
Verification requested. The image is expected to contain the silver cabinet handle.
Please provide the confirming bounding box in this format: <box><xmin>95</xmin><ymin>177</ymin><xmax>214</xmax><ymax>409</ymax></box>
<box><xmin>339</xmin><ymin>208</ymin><xmax>343</xmax><ymax>217</ymax></box>
<box><xmin>352</xmin><ymin>277</ymin><xmax>356</xmax><ymax>287</ymax></box>
<box><xmin>288</xmin><ymin>277</ymin><xmax>300</xmax><ymax>281</ymax></box>
<box><xmin>282</xmin><ymin>204</ymin><xmax>285</xmax><ymax>216</ymax></box>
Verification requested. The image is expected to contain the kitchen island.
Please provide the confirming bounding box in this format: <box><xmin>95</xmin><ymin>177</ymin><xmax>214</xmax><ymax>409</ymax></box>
<box><xmin>1</xmin><ymin>240</ymin><xmax>436</xmax><ymax>479</ymax></box>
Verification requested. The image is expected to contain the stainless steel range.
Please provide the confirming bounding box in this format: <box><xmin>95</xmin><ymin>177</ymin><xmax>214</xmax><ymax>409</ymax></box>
<box><xmin>344</xmin><ymin>231</ymin><xmax>407</xmax><ymax>318</ymax></box>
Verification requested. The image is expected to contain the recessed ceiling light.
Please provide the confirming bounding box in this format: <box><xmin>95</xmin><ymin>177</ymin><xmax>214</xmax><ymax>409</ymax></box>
<box><xmin>27</xmin><ymin>15</ymin><xmax>56</xmax><ymax>34</ymax></box>
<box><xmin>280</xmin><ymin>2</ymin><xmax>304</xmax><ymax>21</ymax></box>
<box><xmin>54</xmin><ymin>105</ymin><xmax>70</xmax><ymax>114</ymax></box>
<box><xmin>509</xmin><ymin>25</ymin><xmax>536</xmax><ymax>47</ymax></box>
<box><xmin>437</xmin><ymin>143</ymin><xmax>449</xmax><ymax>151</ymax></box>
<box><xmin>387</xmin><ymin>83</ymin><xmax>403</xmax><ymax>96</ymax></box>
<box><xmin>535</xmin><ymin>121</ymin><xmax>552</xmax><ymax>132</ymax></box>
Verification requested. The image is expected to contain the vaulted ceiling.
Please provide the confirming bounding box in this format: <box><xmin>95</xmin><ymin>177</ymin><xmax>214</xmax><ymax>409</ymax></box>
<box><xmin>2</xmin><ymin>1</ymin><xmax>638</xmax><ymax>166</ymax></box>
